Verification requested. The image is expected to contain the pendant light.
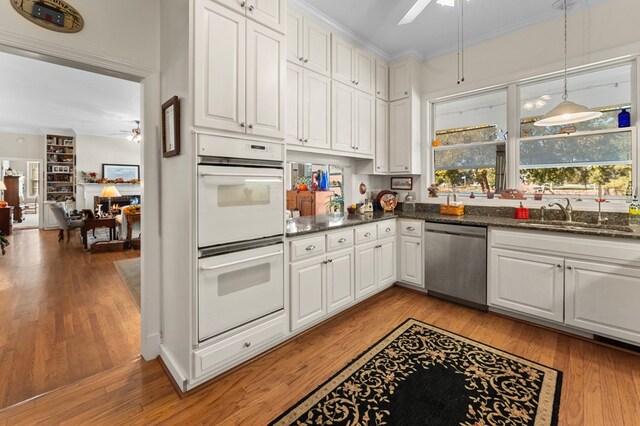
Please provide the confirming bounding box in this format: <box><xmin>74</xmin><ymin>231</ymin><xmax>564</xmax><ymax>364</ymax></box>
<box><xmin>534</xmin><ymin>0</ymin><xmax>602</xmax><ymax>127</ymax></box>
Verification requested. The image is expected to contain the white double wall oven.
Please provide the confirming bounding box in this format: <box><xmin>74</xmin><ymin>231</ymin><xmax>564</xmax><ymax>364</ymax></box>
<box><xmin>197</xmin><ymin>136</ymin><xmax>285</xmax><ymax>343</ymax></box>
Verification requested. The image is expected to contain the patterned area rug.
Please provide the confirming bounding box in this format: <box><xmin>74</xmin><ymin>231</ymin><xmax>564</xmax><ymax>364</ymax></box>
<box><xmin>114</xmin><ymin>258</ymin><xmax>140</xmax><ymax>310</ymax></box>
<box><xmin>271</xmin><ymin>319</ymin><xmax>562</xmax><ymax>425</ymax></box>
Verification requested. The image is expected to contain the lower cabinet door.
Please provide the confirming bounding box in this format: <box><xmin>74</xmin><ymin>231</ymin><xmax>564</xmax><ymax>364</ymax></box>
<box><xmin>377</xmin><ymin>238</ymin><xmax>397</xmax><ymax>288</ymax></box>
<box><xmin>290</xmin><ymin>256</ymin><xmax>326</xmax><ymax>330</ymax></box>
<box><xmin>399</xmin><ymin>236</ymin><xmax>423</xmax><ymax>287</ymax></box>
<box><xmin>488</xmin><ymin>248</ymin><xmax>564</xmax><ymax>323</ymax></box>
<box><xmin>565</xmin><ymin>260</ymin><xmax>640</xmax><ymax>344</ymax></box>
<box><xmin>355</xmin><ymin>242</ymin><xmax>377</xmax><ymax>299</ymax></box>
<box><xmin>326</xmin><ymin>248</ymin><xmax>355</xmax><ymax>313</ymax></box>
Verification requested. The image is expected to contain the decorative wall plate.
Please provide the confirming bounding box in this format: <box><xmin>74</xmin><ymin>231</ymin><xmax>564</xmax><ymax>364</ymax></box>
<box><xmin>11</xmin><ymin>0</ymin><xmax>84</xmax><ymax>33</ymax></box>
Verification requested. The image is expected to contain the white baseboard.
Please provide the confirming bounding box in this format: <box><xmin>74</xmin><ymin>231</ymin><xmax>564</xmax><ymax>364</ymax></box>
<box><xmin>160</xmin><ymin>345</ymin><xmax>188</xmax><ymax>392</ymax></box>
<box><xmin>142</xmin><ymin>332</ymin><xmax>162</xmax><ymax>360</ymax></box>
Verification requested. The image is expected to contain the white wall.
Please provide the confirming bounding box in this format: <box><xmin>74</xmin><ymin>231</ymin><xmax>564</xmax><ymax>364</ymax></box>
<box><xmin>421</xmin><ymin>0</ymin><xmax>640</xmax><ymax>99</ymax></box>
<box><xmin>75</xmin><ymin>134</ymin><xmax>141</xmax><ymax>209</ymax></box>
<box><xmin>0</xmin><ymin>133</ymin><xmax>43</xmax><ymax>159</ymax></box>
<box><xmin>0</xmin><ymin>0</ymin><xmax>160</xmax><ymax>71</ymax></box>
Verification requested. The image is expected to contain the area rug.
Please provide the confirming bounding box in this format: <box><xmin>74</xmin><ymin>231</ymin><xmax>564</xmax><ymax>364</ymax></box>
<box><xmin>114</xmin><ymin>258</ymin><xmax>141</xmax><ymax>310</ymax></box>
<box><xmin>270</xmin><ymin>319</ymin><xmax>562</xmax><ymax>426</ymax></box>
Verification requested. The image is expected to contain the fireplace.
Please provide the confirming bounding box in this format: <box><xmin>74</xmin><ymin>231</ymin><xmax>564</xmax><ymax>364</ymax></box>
<box><xmin>94</xmin><ymin>195</ymin><xmax>140</xmax><ymax>214</ymax></box>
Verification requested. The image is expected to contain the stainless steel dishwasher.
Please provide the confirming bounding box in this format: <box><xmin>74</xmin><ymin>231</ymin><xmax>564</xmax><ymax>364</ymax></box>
<box><xmin>425</xmin><ymin>222</ymin><xmax>487</xmax><ymax>310</ymax></box>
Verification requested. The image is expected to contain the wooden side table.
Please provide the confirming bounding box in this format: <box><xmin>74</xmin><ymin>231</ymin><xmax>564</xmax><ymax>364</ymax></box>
<box><xmin>0</xmin><ymin>207</ymin><xmax>13</xmax><ymax>236</ymax></box>
<box><xmin>125</xmin><ymin>213</ymin><xmax>141</xmax><ymax>240</ymax></box>
<box><xmin>81</xmin><ymin>217</ymin><xmax>117</xmax><ymax>249</ymax></box>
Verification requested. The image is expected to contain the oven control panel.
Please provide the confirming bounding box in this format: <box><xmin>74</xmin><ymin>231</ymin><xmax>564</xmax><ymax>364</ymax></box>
<box><xmin>198</xmin><ymin>134</ymin><xmax>284</xmax><ymax>162</ymax></box>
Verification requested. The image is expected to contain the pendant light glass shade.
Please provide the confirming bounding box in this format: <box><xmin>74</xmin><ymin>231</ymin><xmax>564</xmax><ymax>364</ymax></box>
<box><xmin>534</xmin><ymin>0</ymin><xmax>601</xmax><ymax>127</ymax></box>
<box><xmin>534</xmin><ymin>100</ymin><xmax>602</xmax><ymax>126</ymax></box>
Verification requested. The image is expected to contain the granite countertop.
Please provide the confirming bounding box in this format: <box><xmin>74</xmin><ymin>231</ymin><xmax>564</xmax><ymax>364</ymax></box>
<box><xmin>286</xmin><ymin>211</ymin><xmax>640</xmax><ymax>240</ymax></box>
<box><xmin>286</xmin><ymin>211</ymin><xmax>398</xmax><ymax>237</ymax></box>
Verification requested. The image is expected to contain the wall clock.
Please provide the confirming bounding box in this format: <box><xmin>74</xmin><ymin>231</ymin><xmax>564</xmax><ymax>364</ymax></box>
<box><xmin>10</xmin><ymin>0</ymin><xmax>84</xmax><ymax>33</ymax></box>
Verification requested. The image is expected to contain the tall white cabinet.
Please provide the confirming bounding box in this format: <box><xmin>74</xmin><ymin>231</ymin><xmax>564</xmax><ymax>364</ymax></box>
<box><xmin>194</xmin><ymin>0</ymin><xmax>285</xmax><ymax>139</ymax></box>
<box><xmin>286</xmin><ymin>10</ymin><xmax>331</xmax><ymax>77</ymax></box>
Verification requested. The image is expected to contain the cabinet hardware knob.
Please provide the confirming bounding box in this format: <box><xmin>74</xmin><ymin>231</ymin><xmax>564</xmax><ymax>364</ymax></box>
<box><xmin>248</xmin><ymin>5</ymin><xmax>254</xmax><ymax>11</ymax></box>
<box><xmin>405</xmin><ymin>167</ymin><xmax>408</xmax><ymax>170</ymax></box>
<box><xmin>567</xmin><ymin>266</ymin><xmax>573</xmax><ymax>270</ymax></box>
<box><xmin>299</xmin><ymin>138</ymin><xmax>304</xmax><ymax>142</ymax></box>
<box><xmin>417</xmin><ymin>242</ymin><xmax>420</xmax><ymax>246</ymax></box>
<box><xmin>306</xmin><ymin>245</ymin><xmax>315</xmax><ymax>251</ymax></box>
<box><xmin>356</xmin><ymin>81</ymin><xmax>359</xmax><ymax>85</ymax></box>
<box><xmin>338</xmin><ymin>238</ymin><xmax>346</xmax><ymax>243</ymax></box>
<box><xmin>386</xmin><ymin>228</ymin><xmax>391</xmax><ymax>232</ymax></box>
<box><xmin>407</xmin><ymin>227</ymin><xmax>415</xmax><ymax>231</ymax></box>
<box><xmin>364</xmin><ymin>232</ymin><xmax>371</xmax><ymax>237</ymax></box>
<box><xmin>377</xmin><ymin>166</ymin><xmax>380</xmax><ymax>169</ymax></box>
<box><xmin>323</xmin><ymin>260</ymin><xmax>328</xmax><ymax>264</ymax></box>
<box><xmin>304</xmin><ymin>58</ymin><xmax>309</xmax><ymax>63</ymax></box>
<box><xmin>404</xmin><ymin>91</ymin><xmax>408</xmax><ymax>95</ymax></box>
<box><xmin>556</xmin><ymin>264</ymin><xmax>562</xmax><ymax>268</ymax></box>
<box><xmin>240</xmin><ymin>122</ymin><xmax>246</xmax><ymax>127</ymax></box>
<box><xmin>244</xmin><ymin>342</ymin><xmax>251</xmax><ymax>348</ymax></box>
<box><xmin>328</xmin><ymin>259</ymin><xmax>333</xmax><ymax>263</ymax></box>
<box><xmin>240</xmin><ymin>1</ymin><xmax>246</xmax><ymax>7</ymax></box>
<box><xmin>248</xmin><ymin>124</ymin><xmax>254</xmax><ymax>129</ymax></box>
<box><xmin>304</xmin><ymin>138</ymin><xmax>309</xmax><ymax>143</ymax></box>
<box><xmin>377</xmin><ymin>91</ymin><xmax>381</xmax><ymax>94</ymax></box>
<box><xmin>298</xmin><ymin>56</ymin><xmax>304</xmax><ymax>62</ymax></box>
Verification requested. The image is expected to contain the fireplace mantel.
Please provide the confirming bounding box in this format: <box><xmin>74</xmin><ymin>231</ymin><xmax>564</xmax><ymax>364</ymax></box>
<box><xmin>77</xmin><ymin>183</ymin><xmax>141</xmax><ymax>210</ymax></box>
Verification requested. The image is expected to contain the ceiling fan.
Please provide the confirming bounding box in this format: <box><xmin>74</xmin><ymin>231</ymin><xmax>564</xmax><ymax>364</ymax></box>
<box><xmin>398</xmin><ymin>0</ymin><xmax>465</xmax><ymax>25</ymax></box>
<box><xmin>110</xmin><ymin>120</ymin><xmax>142</xmax><ymax>143</ymax></box>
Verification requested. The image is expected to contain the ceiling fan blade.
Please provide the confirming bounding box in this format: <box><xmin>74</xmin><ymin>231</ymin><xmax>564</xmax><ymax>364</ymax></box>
<box><xmin>398</xmin><ymin>0</ymin><xmax>434</xmax><ymax>25</ymax></box>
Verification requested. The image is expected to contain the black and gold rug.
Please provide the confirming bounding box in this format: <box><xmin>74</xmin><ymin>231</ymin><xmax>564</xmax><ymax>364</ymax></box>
<box><xmin>271</xmin><ymin>319</ymin><xmax>562</xmax><ymax>425</ymax></box>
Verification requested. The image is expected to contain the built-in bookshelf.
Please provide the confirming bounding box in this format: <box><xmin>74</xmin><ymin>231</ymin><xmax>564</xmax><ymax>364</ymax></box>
<box><xmin>45</xmin><ymin>135</ymin><xmax>76</xmax><ymax>202</ymax></box>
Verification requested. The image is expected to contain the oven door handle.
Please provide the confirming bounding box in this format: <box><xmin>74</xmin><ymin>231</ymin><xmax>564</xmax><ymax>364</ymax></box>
<box><xmin>200</xmin><ymin>251</ymin><xmax>283</xmax><ymax>271</ymax></box>
<box><xmin>199</xmin><ymin>172</ymin><xmax>283</xmax><ymax>179</ymax></box>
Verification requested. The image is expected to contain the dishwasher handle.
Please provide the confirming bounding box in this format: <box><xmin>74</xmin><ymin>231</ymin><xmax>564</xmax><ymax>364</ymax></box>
<box><xmin>425</xmin><ymin>223</ymin><xmax>487</xmax><ymax>238</ymax></box>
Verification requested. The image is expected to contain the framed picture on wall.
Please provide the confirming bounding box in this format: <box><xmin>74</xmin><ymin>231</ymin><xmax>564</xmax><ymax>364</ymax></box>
<box><xmin>391</xmin><ymin>177</ymin><xmax>413</xmax><ymax>190</ymax></box>
<box><xmin>162</xmin><ymin>95</ymin><xmax>180</xmax><ymax>158</ymax></box>
<box><xmin>102</xmin><ymin>164</ymin><xmax>140</xmax><ymax>181</ymax></box>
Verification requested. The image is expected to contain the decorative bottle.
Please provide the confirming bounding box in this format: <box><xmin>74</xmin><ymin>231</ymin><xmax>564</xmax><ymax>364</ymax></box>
<box><xmin>618</xmin><ymin>108</ymin><xmax>631</xmax><ymax>128</ymax></box>
<box><xmin>630</xmin><ymin>193</ymin><xmax>640</xmax><ymax>230</ymax></box>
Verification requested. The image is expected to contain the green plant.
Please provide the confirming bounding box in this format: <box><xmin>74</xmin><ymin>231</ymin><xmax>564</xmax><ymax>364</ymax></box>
<box><xmin>0</xmin><ymin>232</ymin><xmax>9</xmax><ymax>256</ymax></box>
<box><xmin>325</xmin><ymin>182</ymin><xmax>344</xmax><ymax>213</ymax></box>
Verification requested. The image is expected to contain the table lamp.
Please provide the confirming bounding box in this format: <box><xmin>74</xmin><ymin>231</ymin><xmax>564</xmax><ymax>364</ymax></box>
<box><xmin>100</xmin><ymin>185</ymin><xmax>121</xmax><ymax>214</ymax></box>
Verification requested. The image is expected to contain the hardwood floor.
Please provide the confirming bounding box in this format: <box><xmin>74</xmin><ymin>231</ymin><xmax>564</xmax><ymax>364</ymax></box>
<box><xmin>0</xmin><ymin>286</ymin><xmax>638</xmax><ymax>425</ymax></box>
<box><xmin>0</xmin><ymin>229</ymin><xmax>140</xmax><ymax>410</ymax></box>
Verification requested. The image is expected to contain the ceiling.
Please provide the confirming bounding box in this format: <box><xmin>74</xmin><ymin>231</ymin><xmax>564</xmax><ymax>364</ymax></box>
<box><xmin>294</xmin><ymin>0</ymin><xmax>610</xmax><ymax>59</ymax></box>
<box><xmin>0</xmin><ymin>51</ymin><xmax>140</xmax><ymax>138</ymax></box>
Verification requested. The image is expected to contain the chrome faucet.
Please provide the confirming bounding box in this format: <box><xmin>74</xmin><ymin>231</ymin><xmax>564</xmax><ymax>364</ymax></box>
<box><xmin>548</xmin><ymin>198</ymin><xmax>573</xmax><ymax>222</ymax></box>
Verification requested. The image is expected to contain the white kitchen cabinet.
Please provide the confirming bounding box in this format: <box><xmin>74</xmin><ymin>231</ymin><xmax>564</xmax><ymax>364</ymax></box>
<box><xmin>354</xmin><ymin>91</ymin><xmax>375</xmax><ymax>155</ymax></box>
<box><xmin>326</xmin><ymin>248</ymin><xmax>355</xmax><ymax>313</ymax></box>
<box><xmin>194</xmin><ymin>1</ymin><xmax>246</xmax><ymax>133</ymax></box>
<box><xmin>354</xmin><ymin>49</ymin><xmax>375</xmax><ymax>95</ymax></box>
<box><xmin>377</xmin><ymin>238</ymin><xmax>397</xmax><ymax>288</ymax></box>
<box><xmin>389</xmin><ymin>59</ymin><xmax>411</xmax><ymax>101</ymax></box>
<box><xmin>376</xmin><ymin>61</ymin><xmax>389</xmax><ymax>101</ymax></box>
<box><xmin>332</xmin><ymin>35</ymin><xmax>355</xmax><ymax>86</ymax></box>
<box><xmin>216</xmin><ymin>0</ymin><xmax>284</xmax><ymax>33</ymax></box>
<box><xmin>354</xmin><ymin>242</ymin><xmax>377</xmax><ymax>299</ymax></box>
<box><xmin>332</xmin><ymin>81</ymin><xmax>356</xmax><ymax>153</ymax></box>
<box><xmin>488</xmin><ymin>248</ymin><xmax>565</xmax><ymax>323</ymax></box>
<box><xmin>389</xmin><ymin>96</ymin><xmax>421</xmax><ymax>174</ymax></box>
<box><xmin>195</xmin><ymin>0</ymin><xmax>284</xmax><ymax>139</ymax></box>
<box><xmin>286</xmin><ymin>63</ymin><xmax>303</xmax><ymax>146</ymax></box>
<box><xmin>287</xmin><ymin>64</ymin><xmax>331</xmax><ymax>148</ymax></box>
<box><xmin>374</xmin><ymin>99</ymin><xmax>389</xmax><ymax>173</ymax></box>
<box><xmin>287</xmin><ymin>11</ymin><xmax>331</xmax><ymax>77</ymax></box>
<box><xmin>399</xmin><ymin>236</ymin><xmax>423</xmax><ymax>287</ymax></box>
<box><xmin>290</xmin><ymin>256</ymin><xmax>326</xmax><ymax>330</ymax></box>
<box><xmin>565</xmin><ymin>260</ymin><xmax>640</xmax><ymax>344</ymax></box>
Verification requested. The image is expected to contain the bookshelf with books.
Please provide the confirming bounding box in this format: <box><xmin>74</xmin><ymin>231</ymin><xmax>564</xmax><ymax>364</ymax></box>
<box><xmin>44</xmin><ymin>135</ymin><xmax>76</xmax><ymax>229</ymax></box>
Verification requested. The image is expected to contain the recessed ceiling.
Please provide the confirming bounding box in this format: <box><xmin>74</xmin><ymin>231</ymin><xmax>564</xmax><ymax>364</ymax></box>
<box><xmin>0</xmin><ymin>51</ymin><xmax>140</xmax><ymax>138</ymax></box>
<box><xmin>293</xmin><ymin>0</ymin><xmax>610</xmax><ymax>59</ymax></box>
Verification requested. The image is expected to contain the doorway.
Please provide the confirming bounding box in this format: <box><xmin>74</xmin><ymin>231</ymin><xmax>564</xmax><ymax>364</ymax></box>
<box><xmin>0</xmin><ymin>157</ymin><xmax>41</xmax><ymax>229</ymax></box>
<box><xmin>0</xmin><ymin>49</ymin><xmax>150</xmax><ymax>409</ymax></box>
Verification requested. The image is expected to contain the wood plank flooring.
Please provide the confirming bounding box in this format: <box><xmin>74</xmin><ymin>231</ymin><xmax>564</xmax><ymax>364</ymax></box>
<box><xmin>1</xmin><ymin>285</ymin><xmax>639</xmax><ymax>425</ymax></box>
<box><xmin>0</xmin><ymin>229</ymin><xmax>140</xmax><ymax>410</ymax></box>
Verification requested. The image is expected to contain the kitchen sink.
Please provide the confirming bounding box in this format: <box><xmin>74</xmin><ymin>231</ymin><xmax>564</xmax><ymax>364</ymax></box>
<box><xmin>518</xmin><ymin>221</ymin><xmax>634</xmax><ymax>233</ymax></box>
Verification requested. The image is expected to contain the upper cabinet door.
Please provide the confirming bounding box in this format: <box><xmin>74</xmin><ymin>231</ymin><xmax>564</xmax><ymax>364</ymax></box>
<box><xmin>332</xmin><ymin>36</ymin><xmax>355</xmax><ymax>86</ymax></box>
<box><xmin>246</xmin><ymin>20</ymin><xmax>285</xmax><ymax>139</ymax></box>
<box><xmin>304</xmin><ymin>19</ymin><xmax>331</xmax><ymax>77</ymax></box>
<box><xmin>246</xmin><ymin>0</ymin><xmax>285</xmax><ymax>33</ymax></box>
<box><xmin>354</xmin><ymin>49</ymin><xmax>375</xmax><ymax>95</ymax></box>
<box><xmin>355</xmin><ymin>92</ymin><xmax>374</xmax><ymax>155</ymax></box>
<box><xmin>286</xmin><ymin>63</ymin><xmax>303</xmax><ymax>145</ymax></box>
<box><xmin>331</xmin><ymin>81</ymin><xmax>356</xmax><ymax>153</ymax></box>
<box><xmin>286</xmin><ymin>10</ymin><xmax>303</xmax><ymax>64</ymax></box>
<box><xmin>303</xmin><ymin>70</ymin><xmax>331</xmax><ymax>149</ymax></box>
<box><xmin>194</xmin><ymin>0</ymin><xmax>246</xmax><ymax>133</ymax></box>
<box><xmin>376</xmin><ymin>61</ymin><xmax>389</xmax><ymax>101</ymax></box>
<box><xmin>389</xmin><ymin>99</ymin><xmax>410</xmax><ymax>172</ymax></box>
<box><xmin>390</xmin><ymin>60</ymin><xmax>411</xmax><ymax>101</ymax></box>
<box><xmin>375</xmin><ymin>99</ymin><xmax>389</xmax><ymax>173</ymax></box>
